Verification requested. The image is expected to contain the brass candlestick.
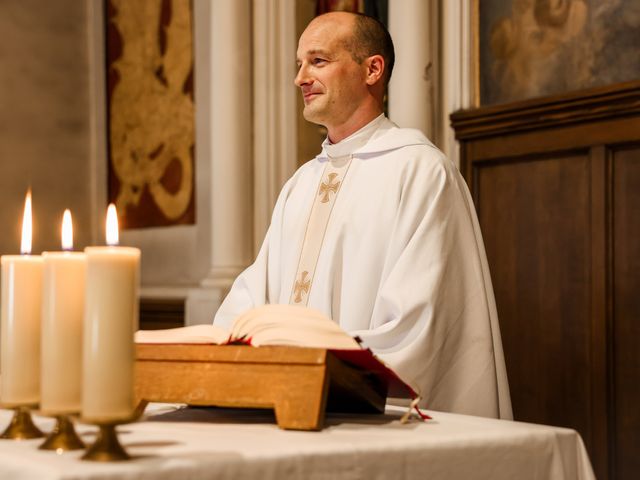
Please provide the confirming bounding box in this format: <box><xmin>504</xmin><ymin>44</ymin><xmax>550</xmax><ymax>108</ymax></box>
<box><xmin>81</xmin><ymin>421</ymin><xmax>130</xmax><ymax>462</ymax></box>
<box><xmin>0</xmin><ymin>405</ymin><xmax>44</xmax><ymax>440</ymax></box>
<box><xmin>38</xmin><ymin>415</ymin><xmax>84</xmax><ymax>451</ymax></box>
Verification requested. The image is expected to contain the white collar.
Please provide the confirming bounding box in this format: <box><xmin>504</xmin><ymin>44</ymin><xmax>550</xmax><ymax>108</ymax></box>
<box><xmin>321</xmin><ymin>114</ymin><xmax>386</xmax><ymax>160</ymax></box>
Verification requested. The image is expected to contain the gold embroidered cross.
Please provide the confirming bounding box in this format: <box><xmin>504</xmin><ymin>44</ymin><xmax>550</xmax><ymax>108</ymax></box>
<box><xmin>319</xmin><ymin>173</ymin><xmax>340</xmax><ymax>203</ymax></box>
<box><xmin>293</xmin><ymin>271</ymin><xmax>311</xmax><ymax>303</ymax></box>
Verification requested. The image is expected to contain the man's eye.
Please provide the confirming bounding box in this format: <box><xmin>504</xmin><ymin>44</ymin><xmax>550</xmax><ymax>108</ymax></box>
<box><xmin>312</xmin><ymin>58</ymin><xmax>326</xmax><ymax>65</ymax></box>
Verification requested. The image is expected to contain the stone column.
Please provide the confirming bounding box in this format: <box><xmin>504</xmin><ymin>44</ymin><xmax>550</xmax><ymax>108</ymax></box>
<box><xmin>186</xmin><ymin>0</ymin><xmax>254</xmax><ymax>325</ymax></box>
<box><xmin>387</xmin><ymin>0</ymin><xmax>436</xmax><ymax>140</ymax></box>
<box><xmin>252</xmin><ymin>0</ymin><xmax>298</xmax><ymax>252</ymax></box>
<box><xmin>440</xmin><ymin>0</ymin><xmax>473</xmax><ymax>166</ymax></box>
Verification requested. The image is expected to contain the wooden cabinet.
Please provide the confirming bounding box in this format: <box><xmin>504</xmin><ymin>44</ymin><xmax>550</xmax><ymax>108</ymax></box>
<box><xmin>452</xmin><ymin>81</ymin><xmax>640</xmax><ymax>480</ymax></box>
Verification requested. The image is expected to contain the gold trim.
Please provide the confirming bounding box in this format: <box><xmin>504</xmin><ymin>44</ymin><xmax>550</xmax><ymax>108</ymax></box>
<box><xmin>289</xmin><ymin>156</ymin><xmax>354</xmax><ymax>306</ymax></box>
<box><xmin>319</xmin><ymin>173</ymin><xmax>341</xmax><ymax>203</ymax></box>
<box><xmin>293</xmin><ymin>271</ymin><xmax>311</xmax><ymax>304</ymax></box>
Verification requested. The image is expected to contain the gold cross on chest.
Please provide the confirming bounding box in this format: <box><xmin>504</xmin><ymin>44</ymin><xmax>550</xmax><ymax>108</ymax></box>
<box><xmin>293</xmin><ymin>271</ymin><xmax>311</xmax><ymax>303</ymax></box>
<box><xmin>319</xmin><ymin>173</ymin><xmax>341</xmax><ymax>203</ymax></box>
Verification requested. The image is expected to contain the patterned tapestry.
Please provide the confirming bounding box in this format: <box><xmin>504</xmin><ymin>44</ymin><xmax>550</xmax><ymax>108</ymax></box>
<box><xmin>106</xmin><ymin>0</ymin><xmax>195</xmax><ymax>228</ymax></box>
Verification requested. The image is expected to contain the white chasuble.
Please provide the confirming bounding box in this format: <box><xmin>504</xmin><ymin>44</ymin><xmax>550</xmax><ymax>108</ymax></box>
<box><xmin>215</xmin><ymin>115</ymin><xmax>513</xmax><ymax>420</ymax></box>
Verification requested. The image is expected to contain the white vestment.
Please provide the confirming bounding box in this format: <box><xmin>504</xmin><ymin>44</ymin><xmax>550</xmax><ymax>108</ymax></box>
<box><xmin>215</xmin><ymin>116</ymin><xmax>513</xmax><ymax>419</ymax></box>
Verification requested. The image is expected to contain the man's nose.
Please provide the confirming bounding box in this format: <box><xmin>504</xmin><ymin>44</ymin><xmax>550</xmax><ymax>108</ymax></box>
<box><xmin>294</xmin><ymin>64</ymin><xmax>310</xmax><ymax>87</ymax></box>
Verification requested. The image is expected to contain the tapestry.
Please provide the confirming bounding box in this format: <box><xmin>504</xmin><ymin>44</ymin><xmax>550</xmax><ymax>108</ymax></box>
<box><xmin>106</xmin><ymin>0</ymin><xmax>195</xmax><ymax>228</ymax></box>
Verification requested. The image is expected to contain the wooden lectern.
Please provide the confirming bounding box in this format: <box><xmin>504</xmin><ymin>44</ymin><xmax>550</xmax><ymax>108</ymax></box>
<box><xmin>135</xmin><ymin>345</ymin><xmax>388</xmax><ymax>430</ymax></box>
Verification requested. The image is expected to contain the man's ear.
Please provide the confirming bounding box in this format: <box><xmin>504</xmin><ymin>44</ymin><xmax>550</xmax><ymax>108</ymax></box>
<box><xmin>365</xmin><ymin>55</ymin><xmax>385</xmax><ymax>86</ymax></box>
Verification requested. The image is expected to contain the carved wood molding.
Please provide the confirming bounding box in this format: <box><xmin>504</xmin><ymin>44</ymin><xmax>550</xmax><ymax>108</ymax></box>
<box><xmin>451</xmin><ymin>80</ymin><xmax>640</xmax><ymax>140</ymax></box>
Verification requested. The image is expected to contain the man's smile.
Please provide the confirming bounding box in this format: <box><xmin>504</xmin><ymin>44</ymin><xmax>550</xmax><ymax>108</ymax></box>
<box><xmin>302</xmin><ymin>90</ymin><xmax>321</xmax><ymax>103</ymax></box>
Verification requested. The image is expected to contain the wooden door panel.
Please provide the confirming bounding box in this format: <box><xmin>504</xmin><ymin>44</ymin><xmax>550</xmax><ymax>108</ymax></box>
<box><xmin>476</xmin><ymin>154</ymin><xmax>593</xmax><ymax>444</ymax></box>
<box><xmin>612</xmin><ymin>146</ymin><xmax>640</xmax><ymax>480</ymax></box>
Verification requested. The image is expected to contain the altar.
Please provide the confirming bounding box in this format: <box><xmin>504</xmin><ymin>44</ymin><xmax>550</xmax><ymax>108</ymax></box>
<box><xmin>0</xmin><ymin>404</ymin><xmax>594</xmax><ymax>480</ymax></box>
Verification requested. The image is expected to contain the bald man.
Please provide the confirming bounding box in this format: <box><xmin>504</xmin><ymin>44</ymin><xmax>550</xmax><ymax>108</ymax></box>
<box><xmin>215</xmin><ymin>12</ymin><xmax>512</xmax><ymax>420</ymax></box>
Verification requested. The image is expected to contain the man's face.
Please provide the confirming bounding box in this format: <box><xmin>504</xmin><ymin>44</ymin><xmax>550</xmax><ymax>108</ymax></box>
<box><xmin>294</xmin><ymin>16</ymin><xmax>369</xmax><ymax>131</ymax></box>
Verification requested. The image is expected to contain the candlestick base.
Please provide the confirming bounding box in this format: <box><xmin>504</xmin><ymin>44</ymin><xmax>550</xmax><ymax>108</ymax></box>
<box><xmin>81</xmin><ymin>422</ymin><xmax>130</xmax><ymax>462</ymax></box>
<box><xmin>38</xmin><ymin>415</ymin><xmax>85</xmax><ymax>451</ymax></box>
<box><xmin>0</xmin><ymin>406</ymin><xmax>44</xmax><ymax>440</ymax></box>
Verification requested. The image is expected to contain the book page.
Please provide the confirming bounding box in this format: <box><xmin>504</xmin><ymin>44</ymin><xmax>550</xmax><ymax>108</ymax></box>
<box><xmin>230</xmin><ymin>304</ymin><xmax>361</xmax><ymax>350</ymax></box>
<box><xmin>135</xmin><ymin>324</ymin><xmax>230</xmax><ymax>345</ymax></box>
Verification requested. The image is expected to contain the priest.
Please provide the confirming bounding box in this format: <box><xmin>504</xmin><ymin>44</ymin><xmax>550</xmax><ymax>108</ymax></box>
<box><xmin>215</xmin><ymin>11</ymin><xmax>512</xmax><ymax>420</ymax></box>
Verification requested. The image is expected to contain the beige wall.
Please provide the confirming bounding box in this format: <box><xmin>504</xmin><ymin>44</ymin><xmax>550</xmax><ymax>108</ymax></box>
<box><xmin>0</xmin><ymin>0</ymin><xmax>92</xmax><ymax>255</ymax></box>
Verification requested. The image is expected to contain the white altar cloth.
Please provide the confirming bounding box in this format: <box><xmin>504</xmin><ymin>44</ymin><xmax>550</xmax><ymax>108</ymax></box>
<box><xmin>0</xmin><ymin>405</ymin><xmax>594</xmax><ymax>480</ymax></box>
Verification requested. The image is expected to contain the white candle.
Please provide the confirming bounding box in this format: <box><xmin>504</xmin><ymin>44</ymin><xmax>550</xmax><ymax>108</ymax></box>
<box><xmin>82</xmin><ymin>204</ymin><xmax>140</xmax><ymax>422</ymax></box>
<box><xmin>0</xmin><ymin>191</ymin><xmax>43</xmax><ymax>407</ymax></box>
<box><xmin>40</xmin><ymin>210</ymin><xmax>86</xmax><ymax>414</ymax></box>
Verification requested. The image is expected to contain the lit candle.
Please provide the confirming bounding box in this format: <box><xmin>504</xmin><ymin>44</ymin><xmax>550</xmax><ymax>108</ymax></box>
<box><xmin>0</xmin><ymin>191</ymin><xmax>44</xmax><ymax>407</ymax></box>
<box><xmin>82</xmin><ymin>204</ymin><xmax>140</xmax><ymax>422</ymax></box>
<box><xmin>40</xmin><ymin>210</ymin><xmax>86</xmax><ymax>414</ymax></box>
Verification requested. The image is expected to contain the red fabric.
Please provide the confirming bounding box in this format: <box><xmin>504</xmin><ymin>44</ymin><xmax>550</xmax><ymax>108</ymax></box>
<box><xmin>329</xmin><ymin>348</ymin><xmax>416</xmax><ymax>398</ymax></box>
<box><xmin>413</xmin><ymin>405</ymin><xmax>432</xmax><ymax>421</ymax></box>
<box><xmin>330</xmin><ymin>348</ymin><xmax>431</xmax><ymax>421</ymax></box>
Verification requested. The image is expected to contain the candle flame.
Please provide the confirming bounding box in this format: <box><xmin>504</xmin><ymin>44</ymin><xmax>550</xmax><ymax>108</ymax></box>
<box><xmin>106</xmin><ymin>203</ymin><xmax>119</xmax><ymax>246</ymax></box>
<box><xmin>20</xmin><ymin>190</ymin><xmax>32</xmax><ymax>255</ymax></box>
<box><xmin>62</xmin><ymin>209</ymin><xmax>73</xmax><ymax>250</ymax></box>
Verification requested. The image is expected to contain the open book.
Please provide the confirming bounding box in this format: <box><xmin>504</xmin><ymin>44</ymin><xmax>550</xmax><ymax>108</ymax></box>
<box><xmin>135</xmin><ymin>304</ymin><xmax>422</xmax><ymax>404</ymax></box>
<box><xmin>135</xmin><ymin>304</ymin><xmax>360</xmax><ymax>350</ymax></box>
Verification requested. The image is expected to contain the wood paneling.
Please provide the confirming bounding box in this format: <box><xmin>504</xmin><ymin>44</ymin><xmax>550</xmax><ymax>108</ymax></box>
<box><xmin>452</xmin><ymin>80</ymin><xmax>640</xmax><ymax>140</ymax></box>
<box><xmin>477</xmin><ymin>155</ymin><xmax>592</xmax><ymax>438</ymax></box>
<box><xmin>452</xmin><ymin>81</ymin><xmax>640</xmax><ymax>480</ymax></box>
<box><xmin>612</xmin><ymin>146</ymin><xmax>640</xmax><ymax>480</ymax></box>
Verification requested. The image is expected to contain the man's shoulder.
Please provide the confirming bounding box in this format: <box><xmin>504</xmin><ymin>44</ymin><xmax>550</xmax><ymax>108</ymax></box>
<box><xmin>366</xmin><ymin>128</ymin><xmax>465</xmax><ymax>191</ymax></box>
<box><xmin>357</xmin><ymin>123</ymin><xmax>442</xmax><ymax>159</ymax></box>
<box><xmin>362</xmin><ymin>126</ymin><xmax>449</xmax><ymax>168</ymax></box>
<box><xmin>377</xmin><ymin>124</ymin><xmax>433</xmax><ymax>147</ymax></box>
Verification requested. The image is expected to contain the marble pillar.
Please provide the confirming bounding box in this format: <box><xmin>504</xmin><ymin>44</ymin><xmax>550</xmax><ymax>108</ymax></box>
<box><xmin>388</xmin><ymin>0</ymin><xmax>437</xmax><ymax>140</ymax></box>
<box><xmin>440</xmin><ymin>0</ymin><xmax>474</xmax><ymax>166</ymax></box>
<box><xmin>185</xmin><ymin>0</ymin><xmax>254</xmax><ymax>325</ymax></box>
<box><xmin>252</xmin><ymin>0</ymin><xmax>298</xmax><ymax>252</ymax></box>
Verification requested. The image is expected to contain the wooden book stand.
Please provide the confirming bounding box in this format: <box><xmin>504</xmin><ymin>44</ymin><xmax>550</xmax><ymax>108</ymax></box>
<box><xmin>135</xmin><ymin>344</ymin><xmax>388</xmax><ymax>430</ymax></box>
